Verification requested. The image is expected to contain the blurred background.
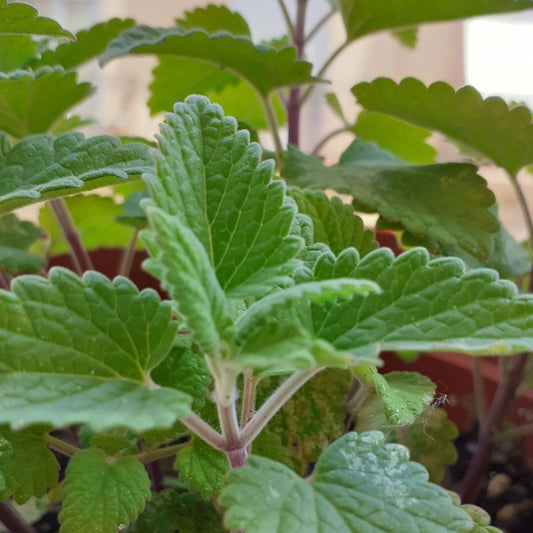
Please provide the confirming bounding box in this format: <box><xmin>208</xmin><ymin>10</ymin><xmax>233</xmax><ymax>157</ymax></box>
<box><xmin>21</xmin><ymin>0</ymin><xmax>533</xmax><ymax>242</ymax></box>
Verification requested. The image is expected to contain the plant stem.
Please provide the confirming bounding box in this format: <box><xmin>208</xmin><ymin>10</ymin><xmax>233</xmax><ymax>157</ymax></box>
<box><xmin>45</xmin><ymin>434</ymin><xmax>81</xmax><ymax>457</ymax></box>
<box><xmin>179</xmin><ymin>412</ymin><xmax>225</xmax><ymax>451</ymax></box>
<box><xmin>493</xmin><ymin>422</ymin><xmax>533</xmax><ymax>443</ymax></box>
<box><xmin>0</xmin><ymin>268</ymin><xmax>11</xmax><ymax>290</ymax></box>
<box><xmin>49</xmin><ymin>198</ymin><xmax>93</xmax><ymax>275</ymax></box>
<box><xmin>305</xmin><ymin>7</ymin><xmax>336</xmax><ymax>43</ymax></box>
<box><xmin>117</xmin><ymin>229</ymin><xmax>138</xmax><ymax>277</ymax></box>
<box><xmin>287</xmin><ymin>0</ymin><xmax>308</xmax><ymax>148</ymax></box>
<box><xmin>300</xmin><ymin>41</ymin><xmax>349</xmax><ymax>106</ymax></box>
<box><xmin>310</xmin><ymin>125</ymin><xmax>352</xmax><ymax>156</ymax></box>
<box><xmin>509</xmin><ymin>174</ymin><xmax>533</xmax><ymax>254</ymax></box>
<box><xmin>134</xmin><ymin>442</ymin><xmax>188</xmax><ymax>463</ymax></box>
<box><xmin>459</xmin><ymin>352</ymin><xmax>529</xmax><ymax>502</ymax></box>
<box><xmin>259</xmin><ymin>93</ymin><xmax>284</xmax><ymax>162</ymax></box>
<box><xmin>471</xmin><ymin>357</ymin><xmax>487</xmax><ymax>431</ymax></box>
<box><xmin>218</xmin><ymin>401</ymin><xmax>247</xmax><ymax>468</ymax></box>
<box><xmin>240</xmin><ymin>367</ymin><xmax>322</xmax><ymax>447</ymax></box>
<box><xmin>277</xmin><ymin>0</ymin><xmax>296</xmax><ymax>43</ymax></box>
<box><xmin>0</xmin><ymin>500</ymin><xmax>36</xmax><ymax>533</ymax></box>
<box><xmin>240</xmin><ymin>368</ymin><xmax>257</xmax><ymax>428</ymax></box>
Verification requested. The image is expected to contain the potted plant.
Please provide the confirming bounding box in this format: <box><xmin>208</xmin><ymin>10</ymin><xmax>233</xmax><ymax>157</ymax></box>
<box><xmin>2</xmin><ymin>1</ymin><xmax>533</xmax><ymax>532</ymax></box>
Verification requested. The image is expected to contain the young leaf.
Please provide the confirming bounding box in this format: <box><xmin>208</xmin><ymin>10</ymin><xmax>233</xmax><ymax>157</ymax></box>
<box><xmin>115</xmin><ymin>189</ymin><xmax>149</xmax><ymax>230</ymax></box>
<box><xmin>352</xmin><ymin>111</ymin><xmax>436</xmax><ymax>164</ymax></box>
<box><xmin>339</xmin><ymin>0</ymin><xmax>533</xmax><ymax>42</ymax></box>
<box><xmin>0</xmin><ymin>67</ymin><xmax>93</xmax><ymax>139</ymax></box>
<box><xmin>142</xmin><ymin>206</ymin><xmax>234</xmax><ymax>357</ymax></box>
<box><xmin>311</xmin><ymin>246</ymin><xmax>533</xmax><ymax>357</ymax></box>
<box><xmin>397</xmin><ymin>407</ymin><xmax>459</xmax><ymax>484</ymax></box>
<box><xmin>144</xmin><ymin>95</ymin><xmax>303</xmax><ymax>299</ymax></box>
<box><xmin>0</xmin><ymin>214</ymin><xmax>45</xmax><ymax>274</ymax></box>
<box><xmin>100</xmin><ymin>25</ymin><xmax>317</xmax><ymax>97</ymax></box>
<box><xmin>0</xmin><ymin>1</ymin><xmax>73</xmax><ymax>39</ymax></box>
<box><xmin>282</xmin><ymin>142</ymin><xmax>498</xmax><ymax>258</ymax></box>
<box><xmin>262</xmin><ymin>369</ymin><xmax>352</xmax><ymax>472</ymax></box>
<box><xmin>151</xmin><ymin>343</ymin><xmax>210</xmax><ymax>412</ymax></box>
<box><xmin>177</xmin><ymin>5</ymin><xmax>250</xmax><ymax>36</ymax></box>
<box><xmin>233</xmin><ymin>279</ymin><xmax>380</xmax><ymax>369</ymax></box>
<box><xmin>0</xmin><ymin>267</ymin><xmax>191</xmax><ymax>431</ymax></box>
<box><xmin>460</xmin><ymin>504</ymin><xmax>502</xmax><ymax>533</ymax></box>
<box><xmin>220</xmin><ymin>431</ymin><xmax>473</xmax><ymax>532</ymax></box>
<box><xmin>39</xmin><ymin>194</ymin><xmax>134</xmax><ymax>255</ymax></box>
<box><xmin>59</xmin><ymin>447</ymin><xmax>150</xmax><ymax>533</ymax></box>
<box><xmin>0</xmin><ymin>35</ymin><xmax>38</xmax><ymax>71</ymax></box>
<box><xmin>370</xmin><ymin>369</ymin><xmax>436</xmax><ymax>426</ymax></box>
<box><xmin>288</xmin><ymin>187</ymin><xmax>378</xmax><ymax>256</ymax></box>
<box><xmin>174</xmin><ymin>436</ymin><xmax>228</xmax><ymax>499</ymax></box>
<box><xmin>0</xmin><ymin>426</ymin><xmax>59</xmax><ymax>504</ymax></box>
<box><xmin>391</xmin><ymin>27</ymin><xmax>418</xmax><ymax>48</ymax></box>
<box><xmin>353</xmin><ymin>78</ymin><xmax>533</xmax><ymax>175</ymax></box>
<box><xmin>136</xmin><ymin>489</ymin><xmax>224</xmax><ymax>533</ymax></box>
<box><xmin>33</xmin><ymin>18</ymin><xmax>136</xmax><ymax>70</ymax></box>
<box><xmin>0</xmin><ymin>132</ymin><xmax>152</xmax><ymax>215</ymax></box>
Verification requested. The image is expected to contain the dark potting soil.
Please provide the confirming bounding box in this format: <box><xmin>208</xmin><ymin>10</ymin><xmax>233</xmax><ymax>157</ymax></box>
<box><xmin>451</xmin><ymin>426</ymin><xmax>533</xmax><ymax>533</ymax></box>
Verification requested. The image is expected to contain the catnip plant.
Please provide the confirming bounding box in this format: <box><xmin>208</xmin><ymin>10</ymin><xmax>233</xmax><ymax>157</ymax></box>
<box><xmin>1</xmin><ymin>1</ymin><xmax>533</xmax><ymax>532</ymax></box>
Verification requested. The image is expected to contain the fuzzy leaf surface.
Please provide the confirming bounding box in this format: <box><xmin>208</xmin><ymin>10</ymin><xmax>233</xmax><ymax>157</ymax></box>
<box><xmin>59</xmin><ymin>447</ymin><xmax>150</xmax><ymax>533</ymax></box>
<box><xmin>174</xmin><ymin>436</ymin><xmax>228</xmax><ymax>499</ymax></box>
<box><xmin>0</xmin><ymin>1</ymin><xmax>72</xmax><ymax>39</ymax></box>
<box><xmin>34</xmin><ymin>18</ymin><xmax>135</xmax><ymax>70</ymax></box>
<box><xmin>282</xmin><ymin>142</ymin><xmax>497</xmax><ymax>258</ymax></box>
<box><xmin>0</xmin><ymin>67</ymin><xmax>92</xmax><ymax>139</ymax></box>
<box><xmin>288</xmin><ymin>187</ymin><xmax>378</xmax><ymax>256</ymax></box>
<box><xmin>352</xmin><ymin>111</ymin><xmax>436</xmax><ymax>164</ymax></box>
<box><xmin>220</xmin><ymin>431</ymin><xmax>473</xmax><ymax>532</ymax></box>
<box><xmin>136</xmin><ymin>489</ymin><xmax>224</xmax><ymax>533</ymax></box>
<box><xmin>39</xmin><ymin>194</ymin><xmax>133</xmax><ymax>255</ymax></box>
<box><xmin>100</xmin><ymin>25</ymin><xmax>316</xmax><ymax>96</ymax></box>
<box><xmin>0</xmin><ymin>132</ymin><xmax>152</xmax><ymax>215</ymax></box>
<box><xmin>353</xmin><ymin>78</ymin><xmax>533</xmax><ymax>175</ymax></box>
<box><xmin>339</xmin><ymin>0</ymin><xmax>533</xmax><ymax>42</ymax></box>
<box><xmin>0</xmin><ymin>214</ymin><xmax>45</xmax><ymax>274</ymax></box>
<box><xmin>0</xmin><ymin>267</ymin><xmax>191</xmax><ymax>431</ymax></box>
<box><xmin>144</xmin><ymin>96</ymin><xmax>302</xmax><ymax>299</ymax></box>
<box><xmin>233</xmin><ymin>279</ymin><xmax>380</xmax><ymax>369</ymax></box>
<box><xmin>310</xmin><ymin>246</ymin><xmax>533</xmax><ymax>357</ymax></box>
<box><xmin>0</xmin><ymin>426</ymin><xmax>58</xmax><ymax>503</ymax></box>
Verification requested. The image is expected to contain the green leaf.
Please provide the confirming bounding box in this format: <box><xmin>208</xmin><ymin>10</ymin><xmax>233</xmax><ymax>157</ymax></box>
<box><xmin>233</xmin><ymin>279</ymin><xmax>380</xmax><ymax>369</ymax></box>
<box><xmin>352</xmin><ymin>111</ymin><xmax>436</xmax><ymax>164</ymax></box>
<box><xmin>39</xmin><ymin>194</ymin><xmax>134</xmax><ymax>255</ymax></box>
<box><xmin>33</xmin><ymin>18</ymin><xmax>136</xmax><ymax>70</ymax></box>
<box><xmin>0</xmin><ymin>214</ymin><xmax>45</xmax><ymax>274</ymax></box>
<box><xmin>353</xmin><ymin>78</ymin><xmax>533</xmax><ymax>175</ymax></box>
<box><xmin>261</xmin><ymin>369</ymin><xmax>352</xmax><ymax>472</ymax></box>
<box><xmin>460</xmin><ymin>504</ymin><xmax>502</xmax><ymax>533</ymax></box>
<box><xmin>0</xmin><ymin>35</ymin><xmax>38</xmax><ymax>71</ymax></box>
<box><xmin>89</xmin><ymin>432</ymin><xmax>138</xmax><ymax>456</ymax></box>
<box><xmin>325</xmin><ymin>92</ymin><xmax>348</xmax><ymax>124</ymax></box>
<box><xmin>100</xmin><ymin>25</ymin><xmax>317</xmax><ymax>97</ymax></box>
<box><xmin>0</xmin><ymin>426</ymin><xmax>59</xmax><ymax>503</ymax></box>
<box><xmin>0</xmin><ymin>132</ymin><xmax>152</xmax><ymax>215</ymax></box>
<box><xmin>59</xmin><ymin>447</ymin><xmax>150</xmax><ymax>533</ymax></box>
<box><xmin>0</xmin><ymin>267</ymin><xmax>191</xmax><ymax>431</ymax></box>
<box><xmin>50</xmin><ymin>115</ymin><xmax>93</xmax><ymax>136</ymax></box>
<box><xmin>0</xmin><ymin>67</ymin><xmax>93</xmax><ymax>139</ymax></box>
<box><xmin>396</xmin><ymin>407</ymin><xmax>459</xmax><ymax>484</ymax></box>
<box><xmin>282</xmin><ymin>142</ymin><xmax>497</xmax><ymax>258</ymax></box>
<box><xmin>144</xmin><ymin>95</ymin><xmax>302</xmax><ymax>299</ymax></box>
<box><xmin>0</xmin><ymin>1</ymin><xmax>73</xmax><ymax>39</ymax></box>
<box><xmin>310</xmin><ymin>246</ymin><xmax>533</xmax><ymax>357</ymax></box>
<box><xmin>371</xmin><ymin>370</ymin><xmax>436</xmax><ymax>426</ymax></box>
<box><xmin>391</xmin><ymin>27</ymin><xmax>418</xmax><ymax>48</ymax></box>
<box><xmin>177</xmin><ymin>4</ymin><xmax>251</xmax><ymax>36</ymax></box>
<box><xmin>174</xmin><ymin>437</ymin><xmax>228</xmax><ymax>499</ymax></box>
<box><xmin>339</xmin><ymin>0</ymin><xmax>533</xmax><ymax>42</ymax></box>
<box><xmin>220</xmin><ymin>431</ymin><xmax>473</xmax><ymax>532</ymax></box>
<box><xmin>142</xmin><ymin>207</ymin><xmax>233</xmax><ymax>357</ymax></box>
<box><xmin>115</xmin><ymin>189</ymin><xmax>149</xmax><ymax>230</ymax></box>
<box><xmin>136</xmin><ymin>489</ymin><xmax>224</xmax><ymax>533</ymax></box>
<box><xmin>288</xmin><ymin>187</ymin><xmax>378</xmax><ymax>256</ymax></box>
<box><xmin>151</xmin><ymin>343</ymin><xmax>210</xmax><ymax>412</ymax></box>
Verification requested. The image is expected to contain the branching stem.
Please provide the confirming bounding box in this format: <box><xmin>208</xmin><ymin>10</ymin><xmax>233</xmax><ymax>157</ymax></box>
<box><xmin>45</xmin><ymin>434</ymin><xmax>81</xmax><ymax>457</ymax></box>
<box><xmin>134</xmin><ymin>442</ymin><xmax>188</xmax><ymax>463</ymax></box>
<box><xmin>218</xmin><ymin>401</ymin><xmax>247</xmax><ymax>468</ymax></box>
<box><xmin>240</xmin><ymin>367</ymin><xmax>322</xmax><ymax>447</ymax></box>
<box><xmin>259</xmin><ymin>93</ymin><xmax>283</xmax><ymax>162</ymax></box>
<box><xmin>180</xmin><ymin>412</ymin><xmax>225</xmax><ymax>451</ymax></box>
<box><xmin>311</xmin><ymin>125</ymin><xmax>352</xmax><ymax>156</ymax></box>
<box><xmin>117</xmin><ymin>229</ymin><xmax>139</xmax><ymax>277</ymax></box>
<box><xmin>49</xmin><ymin>198</ymin><xmax>93</xmax><ymax>275</ymax></box>
<box><xmin>277</xmin><ymin>0</ymin><xmax>296</xmax><ymax>44</ymax></box>
<box><xmin>305</xmin><ymin>8</ymin><xmax>336</xmax><ymax>43</ymax></box>
<box><xmin>240</xmin><ymin>368</ymin><xmax>257</xmax><ymax>428</ymax></box>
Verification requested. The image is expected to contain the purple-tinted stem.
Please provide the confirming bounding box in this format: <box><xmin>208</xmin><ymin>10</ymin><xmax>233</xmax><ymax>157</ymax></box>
<box><xmin>0</xmin><ymin>501</ymin><xmax>36</xmax><ymax>533</ymax></box>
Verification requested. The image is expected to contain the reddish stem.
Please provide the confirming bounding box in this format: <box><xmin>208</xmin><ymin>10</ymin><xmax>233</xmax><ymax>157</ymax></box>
<box><xmin>0</xmin><ymin>501</ymin><xmax>36</xmax><ymax>533</ymax></box>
